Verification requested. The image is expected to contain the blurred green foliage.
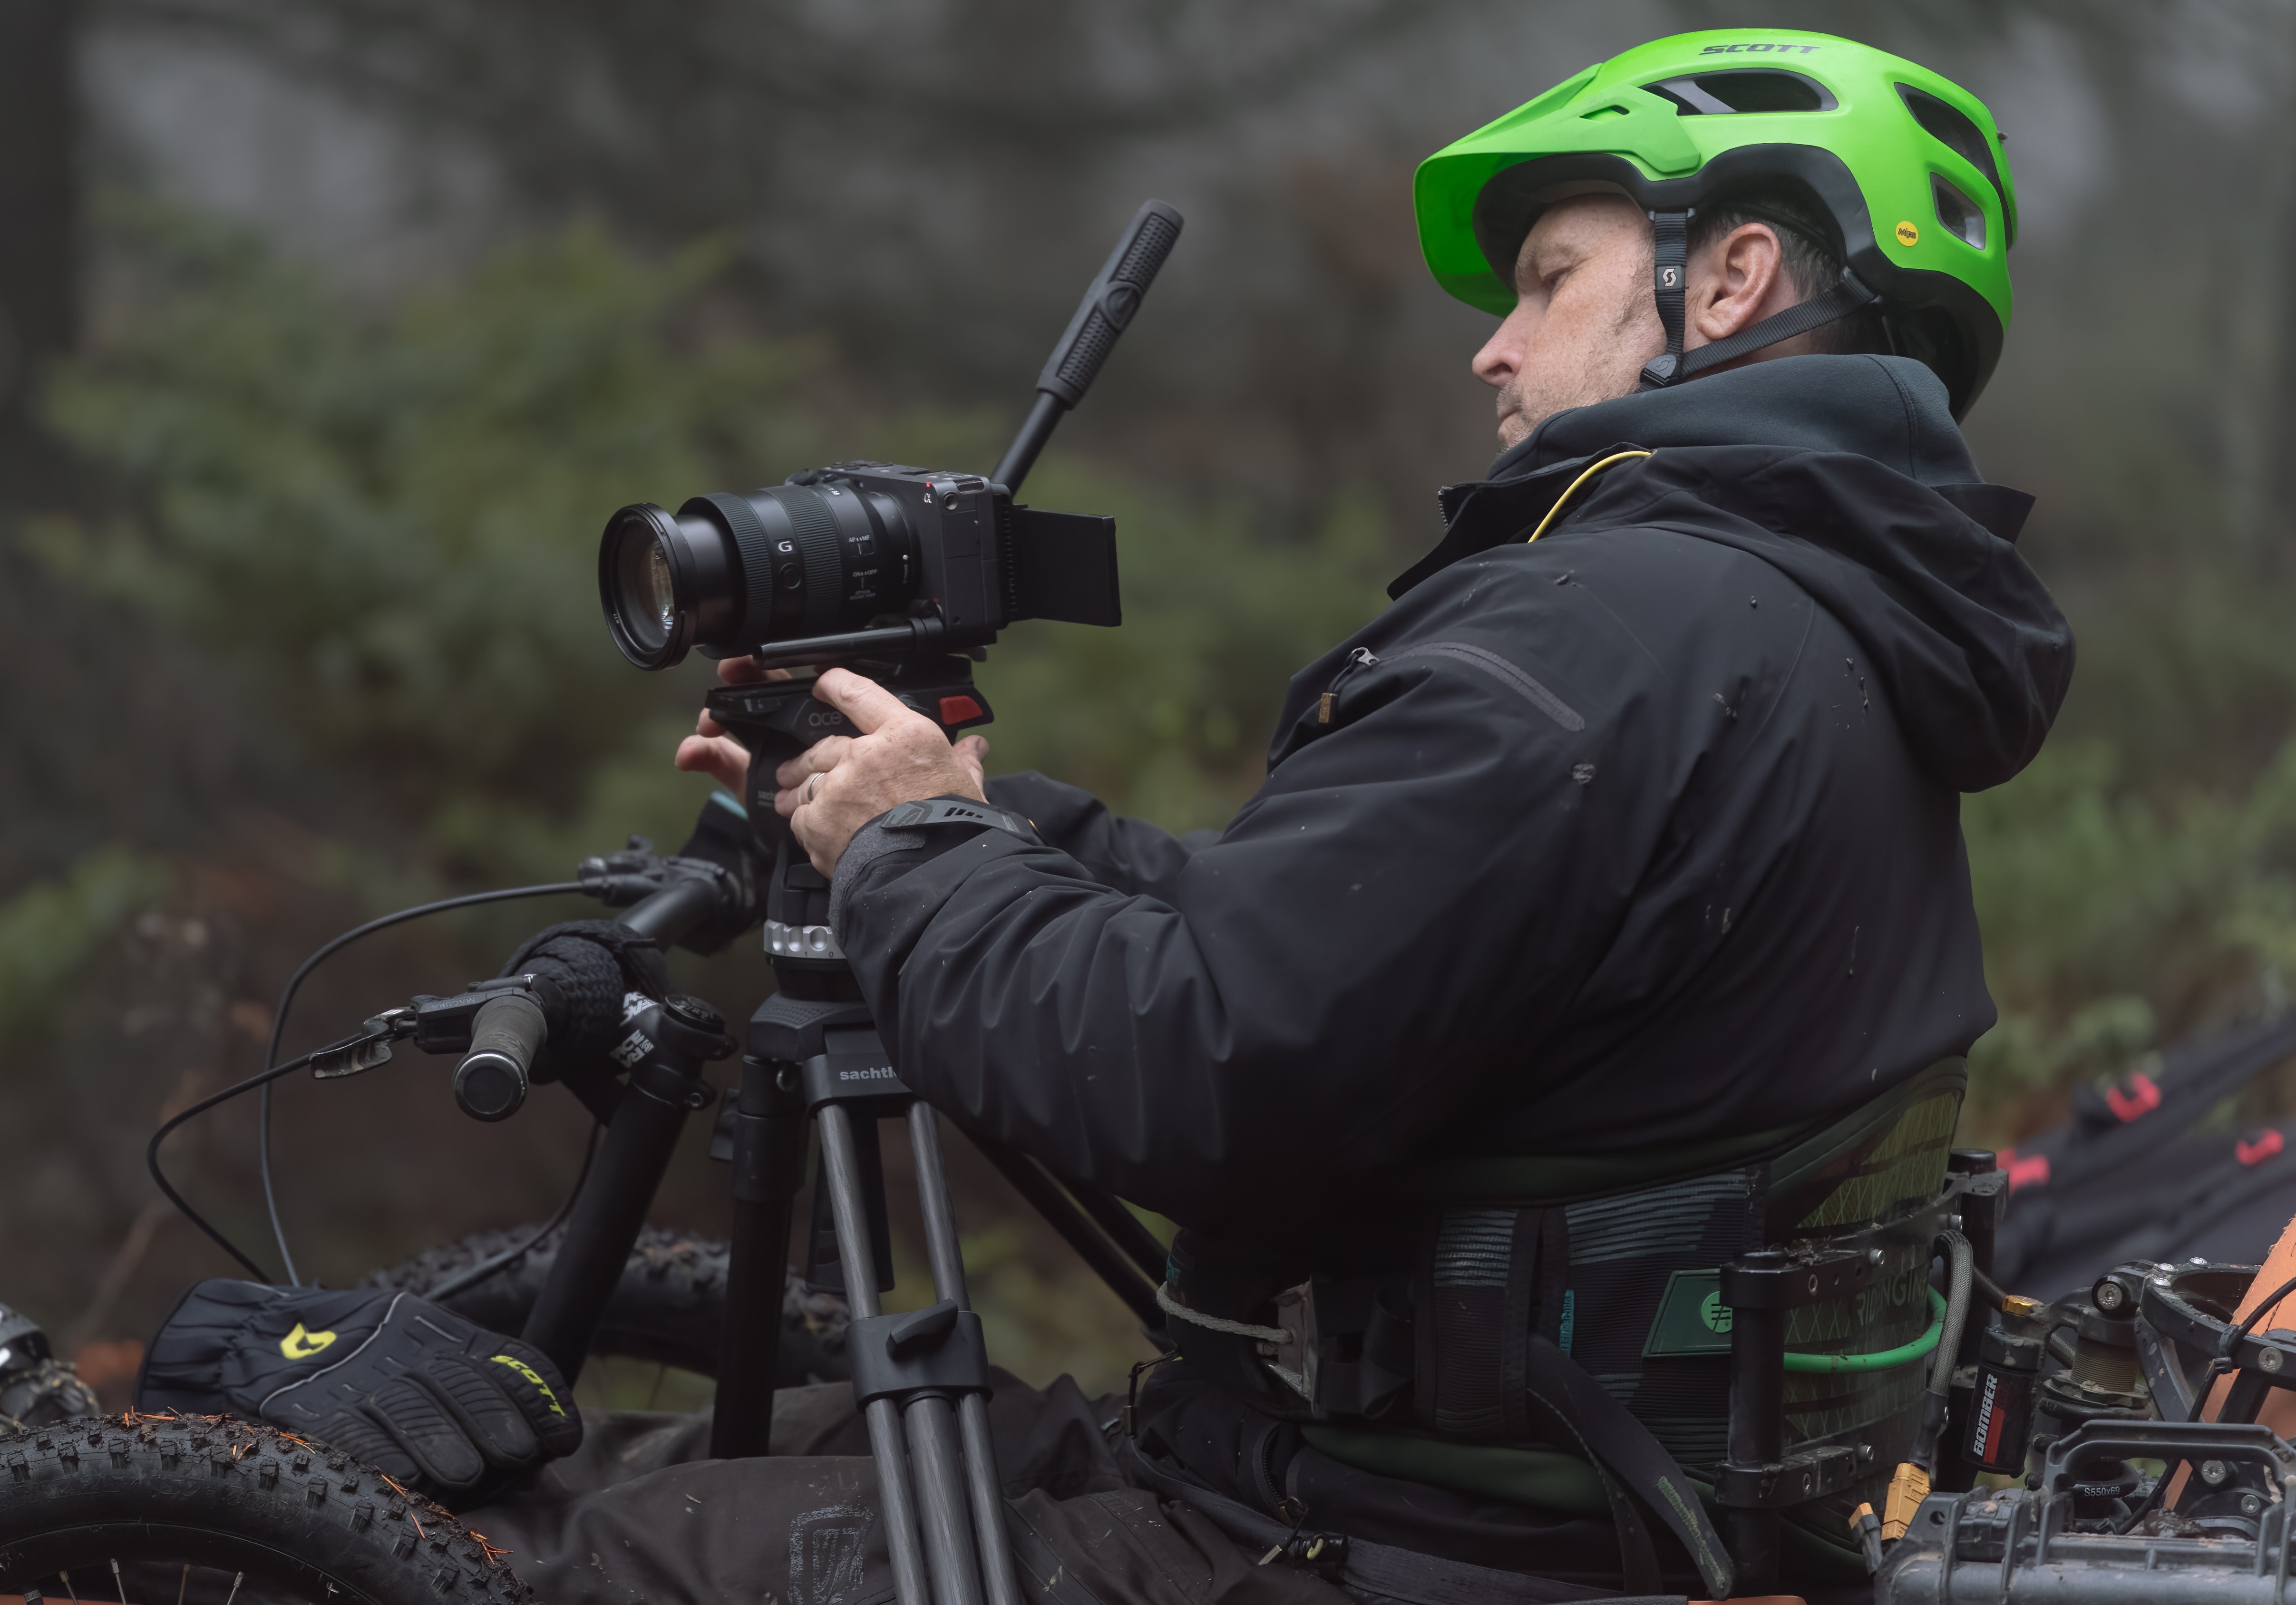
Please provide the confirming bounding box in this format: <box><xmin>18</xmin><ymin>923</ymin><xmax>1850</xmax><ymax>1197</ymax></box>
<box><xmin>0</xmin><ymin>848</ymin><xmax>172</xmax><ymax>1045</ymax></box>
<box><xmin>33</xmin><ymin>203</ymin><xmax>822</xmax><ymax>875</ymax></box>
<box><xmin>1962</xmin><ymin>730</ymin><xmax>2296</xmax><ymax>1125</ymax></box>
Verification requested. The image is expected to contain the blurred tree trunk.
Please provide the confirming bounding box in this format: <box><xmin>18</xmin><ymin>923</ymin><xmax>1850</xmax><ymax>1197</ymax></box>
<box><xmin>0</xmin><ymin>0</ymin><xmax>78</xmax><ymax>506</ymax></box>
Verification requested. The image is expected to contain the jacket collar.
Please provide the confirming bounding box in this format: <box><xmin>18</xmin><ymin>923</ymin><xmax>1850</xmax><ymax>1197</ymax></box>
<box><xmin>1393</xmin><ymin>354</ymin><xmax>2014</xmax><ymax>600</ymax></box>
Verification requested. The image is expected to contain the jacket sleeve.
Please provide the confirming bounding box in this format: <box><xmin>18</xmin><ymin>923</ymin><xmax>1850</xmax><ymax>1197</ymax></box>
<box><xmin>836</xmin><ymin>609</ymin><xmax>1638</xmax><ymax>1227</ymax></box>
<box><xmin>983</xmin><ymin>771</ymin><xmax>1214</xmax><ymax>902</ymax></box>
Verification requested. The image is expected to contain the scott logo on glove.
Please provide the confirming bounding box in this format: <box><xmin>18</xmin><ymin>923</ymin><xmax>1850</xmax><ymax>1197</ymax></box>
<box><xmin>489</xmin><ymin>1352</ymin><xmax>566</xmax><ymax>1417</ymax></box>
<box><xmin>138</xmin><ymin>1280</ymin><xmax>583</xmax><ymax>1506</ymax></box>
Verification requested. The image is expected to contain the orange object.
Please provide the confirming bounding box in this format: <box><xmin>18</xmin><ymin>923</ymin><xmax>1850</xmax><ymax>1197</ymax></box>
<box><xmin>2177</xmin><ymin>1209</ymin><xmax>2296</xmax><ymax>1503</ymax></box>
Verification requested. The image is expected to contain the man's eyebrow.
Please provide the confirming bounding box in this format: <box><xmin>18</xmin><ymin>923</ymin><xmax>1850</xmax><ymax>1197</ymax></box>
<box><xmin>1517</xmin><ymin>232</ymin><xmax>1576</xmax><ymax>291</ymax></box>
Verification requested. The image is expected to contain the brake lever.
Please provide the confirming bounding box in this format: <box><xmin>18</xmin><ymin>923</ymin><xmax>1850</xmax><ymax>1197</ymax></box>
<box><xmin>308</xmin><ymin>1008</ymin><xmax>415</xmax><ymax>1080</ymax></box>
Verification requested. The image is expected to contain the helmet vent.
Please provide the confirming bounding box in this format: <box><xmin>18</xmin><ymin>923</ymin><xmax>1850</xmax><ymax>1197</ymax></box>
<box><xmin>1930</xmin><ymin>174</ymin><xmax>1986</xmax><ymax>249</ymax></box>
<box><xmin>1897</xmin><ymin>85</ymin><xmax>2007</xmax><ymax>220</ymax></box>
<box><xmin>1646</xmin><ymin>71</ymin><xmax>1834</xmax><ymax>116</ymax></box>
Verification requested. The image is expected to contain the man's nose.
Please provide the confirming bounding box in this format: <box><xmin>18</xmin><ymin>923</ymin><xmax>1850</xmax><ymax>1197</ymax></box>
<box><xmin>1472</xmin><ymin>319</ymin><xmax>1523</xmax><ymax>388</ymax></box>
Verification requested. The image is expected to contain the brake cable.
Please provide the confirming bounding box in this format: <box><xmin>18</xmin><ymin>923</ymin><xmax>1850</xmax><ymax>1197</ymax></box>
<box><xmin>149</xmin><ymin>1036</ymin><xmax>371</xmax><ymax>1278</ymax></box>
<box><xmin>255</xmin><ymin>881</ymin><xmax>586</xmax><ymax>1284</ymax></box>
<box><xmin>420</xmin><ymin>1121</ymin><xmax>604</xmax><ymax>1303</ymax></box>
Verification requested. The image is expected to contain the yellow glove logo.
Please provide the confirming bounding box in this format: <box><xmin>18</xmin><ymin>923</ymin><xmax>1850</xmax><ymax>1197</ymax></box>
<box><xmin>491</xmin><ymin>1353</ymin><xmax>566</xmax><ymax>1416</ymax></box>
<box><xmin>279</xmin><ymin>1323</ymin><xmax>336</xmax><ymax>1360</ymax></box>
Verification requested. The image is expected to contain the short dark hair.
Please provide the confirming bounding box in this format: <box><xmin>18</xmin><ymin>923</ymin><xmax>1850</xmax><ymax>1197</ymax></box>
<box><xmin>1684</xmin><ymin>183</ymin><xmax>1888</xmax><ymax>357</ymax></box>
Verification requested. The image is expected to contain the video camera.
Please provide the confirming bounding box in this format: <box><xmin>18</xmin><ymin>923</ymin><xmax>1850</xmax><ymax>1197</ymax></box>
<box><xmin>591</xmin><ymin>199</ymin><xmax>1181</xmax><ymax>963</ymax></box>
<box><xmin>597</xmin><ymin>200</ymin><xmax>1179</xmax><ymax>676</ymax></box>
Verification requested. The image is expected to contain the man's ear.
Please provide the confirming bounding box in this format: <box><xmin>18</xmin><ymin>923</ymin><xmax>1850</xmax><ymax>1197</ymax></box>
<box><xmin>1688</xmin><ymin>222</ymin><xmax>1787</xmax><ymax>344</ymax></box>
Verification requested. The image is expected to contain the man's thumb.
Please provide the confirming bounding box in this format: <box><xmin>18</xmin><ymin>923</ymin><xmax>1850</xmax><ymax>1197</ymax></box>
<box><xmin>809</xmin><ymin>667</ymin><xmax>913</xmax><ymax>734</ymax></box>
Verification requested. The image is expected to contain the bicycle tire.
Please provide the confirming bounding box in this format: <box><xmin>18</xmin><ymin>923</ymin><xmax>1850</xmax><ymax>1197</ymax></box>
<box><xmin>362</xmin><ymin>1226</ymin><xmax>849</xmax><ymax>1383</ymax></box>
<box><xmin>0</xmin><ymin>1414</ymin><xmax>529</xmax><ymax>1605</ymax></box>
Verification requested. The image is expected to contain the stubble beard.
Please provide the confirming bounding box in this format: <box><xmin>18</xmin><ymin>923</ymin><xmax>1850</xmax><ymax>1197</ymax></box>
<box><xmin>1494</xmin><ymin>292</ymin><xmax>1658</xmax><ymax>452</ymax></box>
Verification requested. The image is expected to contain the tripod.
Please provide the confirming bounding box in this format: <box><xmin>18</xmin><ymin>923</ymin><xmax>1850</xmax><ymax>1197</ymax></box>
<box><xmin>704</xmin><ymin>669</ymin><xmax>1173</xmax><ymax>1605</ymax></box>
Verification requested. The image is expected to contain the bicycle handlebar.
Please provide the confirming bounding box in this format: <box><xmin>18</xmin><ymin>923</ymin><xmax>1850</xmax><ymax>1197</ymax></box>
<box><xmin>615</xmin><ymin>875</ymin><xmax>727</xmax><ymax>944</ymax></box>
<box><xmin>454</xmin><ymin>992</ymin><xmax>549</xmax><ymax>1121</ymax></box>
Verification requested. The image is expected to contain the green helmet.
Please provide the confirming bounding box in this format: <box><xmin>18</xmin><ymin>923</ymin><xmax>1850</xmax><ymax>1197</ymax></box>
<box><xmin>1415</xmin><ymin>30</ymin><xmax>2015</xmax><ymax>417</ymax></box>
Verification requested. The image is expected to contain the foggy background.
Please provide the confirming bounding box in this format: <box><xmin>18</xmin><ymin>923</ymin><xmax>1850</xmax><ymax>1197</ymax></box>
<box><xmin>4</xmin><ymin>0</ymin><xmax>2294</xmax><ymax>1401</ymax></box>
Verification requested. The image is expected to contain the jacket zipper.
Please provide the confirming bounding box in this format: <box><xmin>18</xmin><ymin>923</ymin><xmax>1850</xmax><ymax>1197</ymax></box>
<box><xmin>1316</xmin><ymin>647</ymin><xmax>1379</xmax><ymax>725</ymax></box>
<box><xmin>1315</xmin><ymin>641</ymin><xmax>1585</xmax><ymax>732</ymax></box>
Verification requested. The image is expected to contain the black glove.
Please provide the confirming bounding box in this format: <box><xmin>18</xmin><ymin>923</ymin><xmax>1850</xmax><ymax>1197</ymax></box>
<box><xmin>138</xmin><ymin>1280</ymin><xmax>581</xmax><ymax>1502</ymax></box>
<box><xmin>496</xmin><ymin>919</ymin><xmax>670</xmax><ymax>1082</ymax></box>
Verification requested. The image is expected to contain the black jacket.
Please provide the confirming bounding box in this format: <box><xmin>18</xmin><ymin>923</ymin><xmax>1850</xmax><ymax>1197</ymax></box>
<box><xmin>830</xmin><ymin>354</ymin><xmax>2072</xmax><ymax>1233</ymax></box>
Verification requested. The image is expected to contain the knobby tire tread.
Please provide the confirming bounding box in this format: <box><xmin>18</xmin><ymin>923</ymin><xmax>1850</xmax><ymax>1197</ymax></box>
<box><xmin>0</xmin><ymin>1414</ymin><xmax>531</xmax><ymax>1605</ymax></box>
<box><xmin>362</xmin><ymin>1226</ymin><xmax>849</xmax><ymax>1382</ymax></box>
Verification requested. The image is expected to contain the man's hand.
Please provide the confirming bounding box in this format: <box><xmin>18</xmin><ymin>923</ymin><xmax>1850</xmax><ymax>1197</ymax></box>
<box><xmin>672</xmin><ymin>659</ymin><xmax>988</xmax><ymax>873</ymax></box>
<box><xmin>673</xmin><ymin>655</ymin><xmax>781</xmax><ymax>797</ymax></box>
<box><xmin>775</xmin><ymin>668</ymin><xmax>989</xmax><ymax>875</ymax></box>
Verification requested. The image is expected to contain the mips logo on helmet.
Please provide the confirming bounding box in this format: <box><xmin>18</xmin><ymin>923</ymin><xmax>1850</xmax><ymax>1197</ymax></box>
<box><xmin>278</xmin><ymin>1322</ymin><xmax>336</xmax><ymax>1360</ymax></box>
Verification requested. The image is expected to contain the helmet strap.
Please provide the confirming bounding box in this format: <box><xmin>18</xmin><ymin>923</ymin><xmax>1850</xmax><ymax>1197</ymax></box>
<box><xmin>1638</xmin><ymin>240</ymin><xmax>1881</xmax><ymax>394</ymax></box>
<box><xmin>1639</xmin><ymin>210</ymin><xmax>1691</xmax><ymax>389</ymax></box>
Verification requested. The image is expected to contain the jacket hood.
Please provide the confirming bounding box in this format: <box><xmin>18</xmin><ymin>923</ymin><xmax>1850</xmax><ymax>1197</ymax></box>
<box><xmin>1401</xmin><ymin>354</ymin><xmax>2073</xmax><ymax>792</ymax></box>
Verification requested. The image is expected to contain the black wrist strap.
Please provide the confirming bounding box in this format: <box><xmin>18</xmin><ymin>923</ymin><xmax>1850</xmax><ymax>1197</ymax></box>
<box><xmin>879</xmin><ymin>797</ymin><xmax>1041</xmax><ymax>843</ymax></box>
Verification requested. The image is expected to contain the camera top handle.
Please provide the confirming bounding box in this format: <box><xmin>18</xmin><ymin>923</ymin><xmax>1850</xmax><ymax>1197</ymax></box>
<box><xmin>993</xmin><ymin>199</ymin><xmax>1184</xmax><ymax>497</ymax></box>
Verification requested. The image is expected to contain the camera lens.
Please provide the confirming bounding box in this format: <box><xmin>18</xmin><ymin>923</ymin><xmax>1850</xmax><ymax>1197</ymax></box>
<box><xmin>599</xmin><ymin>501</ymin><xmax>739</xmax><ymax>670</ymax></box>
<box><xmin>618</xmin><ymin>533</ymin><xmax>676</xmax><ymax>655</ymax></box>
<box><xmin>598</xmin><ymin>479</ymin><xmax>918</xmax><ymax>669</ymax></box>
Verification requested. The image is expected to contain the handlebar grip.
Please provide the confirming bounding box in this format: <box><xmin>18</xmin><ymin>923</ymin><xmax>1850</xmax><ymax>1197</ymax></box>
<box><xmin>455</xmin><ymin>992</ymin><xmax>547</xmax><ymax>1121</ymax></box>
<box><xmin>1034</xmin><ymin>200</ymin><xmax>1183</xmax><ymax>407</ymax></box>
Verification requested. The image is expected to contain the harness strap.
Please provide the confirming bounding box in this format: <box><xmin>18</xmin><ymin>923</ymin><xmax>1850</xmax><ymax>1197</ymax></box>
<box><xmin>1519</xmin><ymin>1334</ymin><xmax>1734</xmax><ymax>1599</ymax></box>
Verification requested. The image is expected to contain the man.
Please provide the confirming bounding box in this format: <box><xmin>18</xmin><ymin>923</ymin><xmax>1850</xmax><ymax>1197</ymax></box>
<box><xmin>154</xmin><ymin>28</ymin><xmax>2072</xmax><ymax>1603</ymax></box>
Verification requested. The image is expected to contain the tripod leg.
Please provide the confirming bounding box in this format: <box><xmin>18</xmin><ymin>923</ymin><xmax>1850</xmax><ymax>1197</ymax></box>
<box><xmin>906</xmin><ymin>1395</ymin><xmax>984</xmax><ymax>1605</ymax></box>
<box><xmin>909</xmin><ymin>1107</ymin><xmax>1023</xmax><ymax>1605</ymax></box>
<box><xmin>818</xmin><ymin>1103</ymin><xmax>932</xmax><ymax>1605</ymax></box>
<box><xmin>956</xmin><ymin>1396</ymin><xmax>1018</xmax><ymax>1605</ymax></box>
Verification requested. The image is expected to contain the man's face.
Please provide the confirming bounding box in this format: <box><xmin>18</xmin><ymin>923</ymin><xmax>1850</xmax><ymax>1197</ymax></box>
<box><xmin>1471</xmin><ymin>194</ymin><xmax>1661</xmax><ymax>451</ymax></box>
